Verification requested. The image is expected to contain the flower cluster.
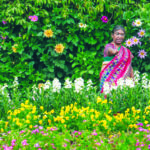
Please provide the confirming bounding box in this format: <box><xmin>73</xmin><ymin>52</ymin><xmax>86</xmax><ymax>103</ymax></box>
<box><xmin>74</xmin><ymin>77</ymin><xmax>84</xmax><ymax>93</ymax></box>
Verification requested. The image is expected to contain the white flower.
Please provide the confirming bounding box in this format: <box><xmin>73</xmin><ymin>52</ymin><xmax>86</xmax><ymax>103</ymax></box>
<box><xmin>83</xmin><ymin>24</ymin><xmax>87</xmax><ymax>28</ymax></box>
<box><xmin>134</xmin><ymin>70</ymin><xmax>140</xmax><ymax>84</ymax></box>
<box><xmin>135</xmin><ymin>19</ymin><xmax>142</xmax><ymax>27</ymax></box>
<box><xmin>79</xmin><ymin>23</ymin><xmax>84</xmax><ymax>28</ymax></box>
<box><xmin>52</xmin><ymin>78</ymin><xmax>61</xmax><ymax>93</ymax></box>
<box><xmin>103</xmin><ymin>82</ymin><xmax>111</xmax><ymax>94</ymax></box>
<box><xmin>125</xmin><ymin>78</ymin><xmax>135</xmax><ymax>88</ymax></box>
<box><xmin>13</xmin><ymin>76</ymin><xmax>19</xmax><ymax>87</ymax></box>
<box><xmin>86</xmin><ymin>79</ymin><xmax>93</xmax><ymax>91</ymax></box>
<box><xmin>74</xmin><ymin>77</ymin><xmax>84</xmax><ymax>93</ymax></box>
<box><xmin>44</xmin><ymin>80</ymin><xmax>51</xmax><ymax>90</ymax></box>
<box><xmin>117</xmin><ymin>78</ymin><xmax>125</xmax><ymax>87</ymax></box>
<box><xmin>64</xmin><ymin>78</ymin><xmax>72</xmax><ymax>89</ymax></box>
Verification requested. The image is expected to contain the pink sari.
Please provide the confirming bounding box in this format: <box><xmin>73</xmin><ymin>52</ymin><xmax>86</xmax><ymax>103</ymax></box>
<box><xmin>100</xmin><ymin>43</ymin><xmax>133</xmax><ymax>93</ymax></box>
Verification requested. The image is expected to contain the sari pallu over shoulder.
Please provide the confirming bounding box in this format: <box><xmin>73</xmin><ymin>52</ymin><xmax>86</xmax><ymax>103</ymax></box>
<box><xmin>100</xmin><ymin>46</ymin><xmax>132</xmax><ymax>93</ymax></box>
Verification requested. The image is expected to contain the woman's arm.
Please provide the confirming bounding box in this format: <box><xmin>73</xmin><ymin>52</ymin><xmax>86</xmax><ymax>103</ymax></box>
<box><xmin>130</xmin><ymin>67</ymin><xmax>134</xmax><ymax>79</ymax></box>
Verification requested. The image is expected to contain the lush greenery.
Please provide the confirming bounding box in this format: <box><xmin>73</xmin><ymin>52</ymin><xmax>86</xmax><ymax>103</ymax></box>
<box><xmin>0</xmin><ymin>0</ymin><xmax>150</xmax><ymax>88</ymax></box>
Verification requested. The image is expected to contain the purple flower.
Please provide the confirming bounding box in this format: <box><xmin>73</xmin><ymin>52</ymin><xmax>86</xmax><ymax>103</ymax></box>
<box><xmin>136</xmin><ymin>148</ymin><xmax>141</xmax><ymax>150</ymax></box>
<box><xmin>125</xmin><ymin>39</ymin><xmax>133</xmax><ymax>47</ymax></box>
<box><xmin>34</xmin><ymin>143</ymin><xmax>40</xmax><ymax>147</ymax></box>
<box><xmin>138</xmin><ymin>50</ymin><xmax>147</xmax><ymax>59</ymax></box>
<box><xmin>91</xmin><ymin>131</ymin><xmax>97</xmax><ymax>136</ymax></box>
<box><xmin>148</xmin><ymin>145</ymin><xmax>150</xmax><ymax>149</ymax></box>
<box><xmin>22</xmin><ymin>139</ymin><xmax>28</xmax><ymax>146</ymax></box>
<box><xmin>132</xmin><ymin>21</ymin><xmax>136</xmax><ymax>26</ymax></box>
<box><xmin>138</xmin><ymin>127</ymin><xmax>144</xmax><ymax>131</ymax></box>
<box><xmin>39</xmin><ymin>126</ymin><xmax>43</xmax><ymax>130</ymax></box>
<box><xmin>136</xmin><ymin>123</ymin><xmax>143</xmax><ymax>126</ymax></box>
<box><xmin>132</xmin><ymin>36</ymin><xmax>140</xmax><ymax>45</ymax></box>
<box><xmin>31</xmin><ymin>15</ymin><xmax>38</xmax><ymax>22</ymax></box>
<box><xmin>1</xmin><ymin>35</ymin><xmax>7</xmax><ymax>40</ymax></box>
<box><xmin>101</xmin><ymin>16</ymin><xmax>108</xmax><ymax>23</ymax></box>
<box><xmin>138</xmin><ymin>29</ymin><xmax>145</xmax><ymax>37</ymax></box>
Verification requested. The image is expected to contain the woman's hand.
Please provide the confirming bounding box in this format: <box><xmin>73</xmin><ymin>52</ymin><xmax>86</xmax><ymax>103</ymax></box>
<box><xmin>108</xmin><ymin>48</ymin><xmax>118</xmax><ymax>56</ymax></box>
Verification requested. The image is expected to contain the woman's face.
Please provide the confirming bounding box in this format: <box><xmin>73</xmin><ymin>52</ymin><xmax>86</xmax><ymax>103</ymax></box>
<box><xmin>111</xmin><ymin>29</ymin><xmax>125</xmax><ymax>45</ymax></box>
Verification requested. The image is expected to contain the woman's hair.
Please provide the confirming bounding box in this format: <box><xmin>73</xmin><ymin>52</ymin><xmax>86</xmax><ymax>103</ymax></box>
<box><xmin>112</xmin><ymin>25</ymin><xmax>125</xmax><ymax>34</ymax></box>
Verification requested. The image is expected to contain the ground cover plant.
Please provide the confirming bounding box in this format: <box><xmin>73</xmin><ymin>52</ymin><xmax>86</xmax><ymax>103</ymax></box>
<box><xmin>0</xmin><ymin>71</ymin><xmax>150</xmax><ymax>149</ymax></box>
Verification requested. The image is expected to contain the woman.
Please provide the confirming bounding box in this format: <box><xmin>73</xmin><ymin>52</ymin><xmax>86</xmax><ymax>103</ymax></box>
<box><xmin>100</xmin><ymin>25</ymin><xmax>134</xmax><ymax>93</ymax></box>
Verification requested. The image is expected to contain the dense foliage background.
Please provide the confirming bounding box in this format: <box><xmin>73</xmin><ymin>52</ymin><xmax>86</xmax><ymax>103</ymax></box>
<box><xmin>0</xmin><ymin>0</ymin><xmax>150</xmax><ymax>88</ymax></box>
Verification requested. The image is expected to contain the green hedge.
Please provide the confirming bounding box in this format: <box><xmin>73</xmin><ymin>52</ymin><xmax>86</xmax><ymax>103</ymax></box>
<box><xmin>0</xmin><ymin>0</ymin><xmax>150</xmax><ymax>88</ymax></box>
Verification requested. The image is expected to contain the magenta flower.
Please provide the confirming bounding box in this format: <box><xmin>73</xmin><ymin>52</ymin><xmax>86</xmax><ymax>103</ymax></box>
<box><xmin>95</xmin><ymin>142</ymin><xmax>101</xmax><ymax>146</ymax></box>
<box><xmin>148</xmin><ymin>145</ymin><xmax>150</xmax><ymax>149</ymax></box>
<box><xmin>136</xmin><ymin>123</ymin><xmax>143</xmax><ymax>126</ymax></box>
<box><xmin>2</xmin><ymin>20</ymin><xmax>7</xmax><ymax>25</ymax></box>
<box><xmin>31</xmin><ymin>15</ymin><xmax>38</xmax><ymax>22</ymax></box>
<box><xmin>101</xmin><ymin>16</ymin><xmax>108</xmax><ymax>23</ymax></box>
<box><xmin>91</xmin><ymin>131</ymin><xmax>97</xmax><ymax>136</ymax></box>
<box><xmin>20</xmin><ymin>130</ymin><xmax>25</xmax><ymax>134</ymax></box>
<box><xmin>63</xmin><ymin>143</ymin><xmax>67</xmax><ymax>147</ymax></box>
<box><xmin>22</xmin><ymin>139</ymin><xmax>28</xmax><ymax>146</ymax></box>
<box><xmin>138</xmin><ymin>50</ymin><xmax>147</xmax><ymax>59</ymax></box>
<box><xmin>136</xmin><ymin>148</ymin><xmax>141</xmax><ymax>150</ymax></box>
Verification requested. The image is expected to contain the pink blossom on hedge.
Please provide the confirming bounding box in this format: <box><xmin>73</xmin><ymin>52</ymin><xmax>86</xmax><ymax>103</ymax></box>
<box><xmin>138</xmin><ymin>29</ymin><xmax>145</xmax><ymax>37</ymax></box>
<box><xmin>28</xmin><ymin>16</ymin><xmax>32</xmax><ymax>19</ymax></box>
<box><xmin>101</xmin><ymin>16</ymin><xmax>108</xmax><ymax>23</ymax></box>
<box><xmin>31</xmin><ymin>15</ymin><xmax>38</xmax><ymax>22</ymax></box>
<box><xmin>2</xmin><ymin>20</ymin><xmax>7</xmax><ymax>24</ymax></box>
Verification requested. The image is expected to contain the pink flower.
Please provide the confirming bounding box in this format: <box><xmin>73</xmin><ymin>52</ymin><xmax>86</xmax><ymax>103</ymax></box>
<box><xmin>31</xmin><ymin>15</ymin><xmax>38</xmax><ymax>22</ymax></box>
<box><xmin>28</xmin><ymin>16</ymin><xmax>33</xmax><ymax>19</ymax></box>
<box><xmin>63</xmin><ymin>143</ymin><xmax>67</xmax><ymax>147</ymax></box>
<box><xmin>138</xmin><ymin>50</ymin><xmax>147</xmax><ymax>59</ymax></box>
<box><xmin>101</xmin><ymin>16</ymin><xmax>108</xmax><ymax>23</ymax></box>
<box><xmin>95</xmin><ymin>142</ymin><xmax>101</xmax><ymax>146</ymax></box>
<box><xmin>34</xmin><ymin>143</ymin><xmax>40</xmax><ymax>147</ymax></box>
<box><xmin>22</xmin><ymin>139</ymin><xmax>28</xmax><ymax>146</ymax></box>
<box><xmin>136</xmin><ymin>123</ymin><xmax>143</xmax><ymax>126</ymax></box>
<box><xmin>2</xmin><ymin>20</ymin><xmax>7</xmax><ymax>25</ymax></box>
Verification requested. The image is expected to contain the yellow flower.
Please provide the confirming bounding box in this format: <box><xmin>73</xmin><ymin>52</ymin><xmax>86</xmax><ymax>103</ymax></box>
<box><xmin>50</xmin><ymin>109</ymin><xmax>54</xmax><ymax>114</ymax></box>
<box><xmin>143</xmin><ymin>115</ymin><xmax>146</xmax><ymax>119</ymax></box>
<box><xmin>43</xmin><ymin>115</ymin><xmax>47</xmax><ymax>119</ymax></box>
<box><xmin>40</xmin><ymin>106</ymin><xmax>44</xmax><ymax>110</ymax></box>
<box><xmin>39</xmin><ymin>120</ymin><xmax>42</xmax><ymax>125</ymax></box>
<box><xmin>102</xmin><ymin>99</ymin><xmax>107</xmax><ymax>104</ymax></box>
<box><xmin>12</xmin><ymin>44</ymin><xmax>18</xmax><ymax>53</ymax></box>
<box><xmin>71</xmin><ymin>116</ymin><xmax>75</xmax><ymax>119</ymax></box>
<box><xmin>54</xmin><ymin>44</ymin><xmax>65</xmax><ymax>53</ymax></box>
<box><xmin>48</xmin><ymin>119</ymin><xmax>51</xmax><ymax>125</ymax></box>
<box><xmin>1</xmin><ymin>128</ymin><xmax>4</xmax><ymax>132</ymax></box>
<box><xmin>44</xmin><ymin>29</ymin><xmax>53</xmax><ymax>38</ymax></box>
<box><xmin>25</xmin><ymin>100</ymin><xmax>29</xmax><ymax>104</ymax></box>
<box><xmin>7</xmin><ymin>116</ymin><xmax>11</xmax><ymax>120</ymax></box>
<box><xmin>144</xmin><ymin>120</ymin><xmax>148</xmax><ymax>124</ymax></box>
<box><xmin>61</xmin><ymin>119</ymin><xmax>65</xmax><ymax>123</ymax></box>
<box><xmin>34</xmin><ymin>115</ymin><xmax>38</xmax><ymax>120</ymax></box>
<box><xmin>26</xmin><ymin>120</ymin><xmax>30</xmax><ymax>124</ymax></box>
<box><xmin>29</xmin><ymin>125</ymin><xmax>33</xmax><ymax>129</ymax></box>
<box><xmin>96</xmin><ymin>96</ymin><xmax>102</xmax><ymax>103</ymax></box>
<box><xmin>65</xmin><ymin>117</ymin><xmax>69</xmax><ymax>120</ymax></box>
